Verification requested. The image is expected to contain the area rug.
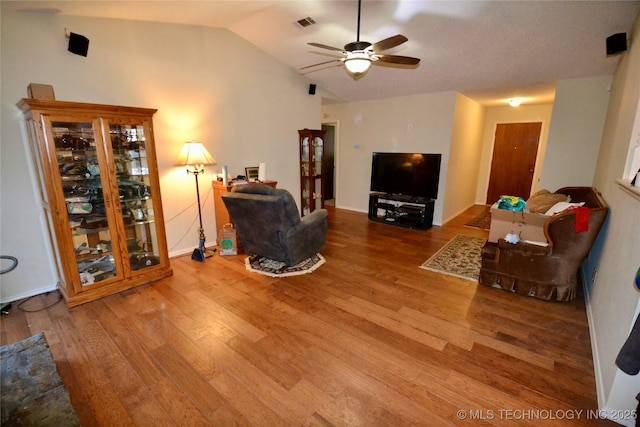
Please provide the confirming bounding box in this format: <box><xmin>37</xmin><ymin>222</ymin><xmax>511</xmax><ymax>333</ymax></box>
<box><xmin>245</xmin><ymin>253</ymin><xmax>325</xmax><ymax>277</ymax></box>
<box><xmin>1</xmin><ymin>333</ymin><xmax>80</xmax><ymax>426</ymax></box>
<box><xmin>465</xmin><ymin>206</ymin><xmax>492</xmax><ymax>230</ymax></box>
<box><xmin>419</xmin><ymin>234</ymin><xmax>486</xmax><ymax>281</ymax></box>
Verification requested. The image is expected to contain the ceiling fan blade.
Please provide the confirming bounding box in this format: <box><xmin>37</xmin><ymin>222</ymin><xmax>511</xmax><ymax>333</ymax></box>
<box><xmin>308</xmin><ymin>42</ymin><xmax>345</xmax><ymax>53</ymax></box>
<box><xmin>300</xmin><ymin>59</ymin><xmax>343</xmax><ymax>70</ymax></box>
<box><xmin>376</xmin><ymin>54</ymin><xmax>420</xmax><ymax>65</ymax></box>
<box><xmin>370</xmin><ymin>35</ymin><xmax>408</xmax><ymax>52</ymax></box>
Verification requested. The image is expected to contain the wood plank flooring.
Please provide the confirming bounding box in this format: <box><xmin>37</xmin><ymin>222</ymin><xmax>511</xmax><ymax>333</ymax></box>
<box><xmin>1</xmin><ymin>205</ymin><xmax>616</xmax><ymax>426</ymax></box>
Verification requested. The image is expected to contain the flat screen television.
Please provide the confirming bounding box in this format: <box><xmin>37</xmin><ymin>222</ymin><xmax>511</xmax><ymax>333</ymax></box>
<box><xmin>370</xmin><ymin>152</ymin><xmax>442</xmax><ymax>200</ymax></box>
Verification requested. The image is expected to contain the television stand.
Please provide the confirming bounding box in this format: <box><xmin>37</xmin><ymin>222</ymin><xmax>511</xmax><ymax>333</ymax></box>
<box><xmin>368</xmin><ymin>193</ymin><xmax>434</xmax><ymax>230</ymax></box>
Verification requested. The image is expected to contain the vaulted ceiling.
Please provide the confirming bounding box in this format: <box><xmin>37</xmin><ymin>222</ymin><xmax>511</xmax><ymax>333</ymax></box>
<box><xmin>12</xmin><ymin>1</ymin><xmax>640</xmax><ymax>106</ymax></box>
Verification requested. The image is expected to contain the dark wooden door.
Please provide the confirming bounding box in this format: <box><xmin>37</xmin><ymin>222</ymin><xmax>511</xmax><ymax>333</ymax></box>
<box><xmin>486</xmin><ymin>122</ymin><xmax>542</xmax><ymax>204</ymax></box>
<box><xmin>321</xmin><ymin>124</ymin><xmax>335</xmax><ymax>201</ymax></box>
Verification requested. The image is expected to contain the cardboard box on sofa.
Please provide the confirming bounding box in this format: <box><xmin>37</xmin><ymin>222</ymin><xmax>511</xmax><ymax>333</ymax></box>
<box><xmin>488</xmin><ymin>205</ymin><xmax>549</xmax><ymax>243</ymax></box>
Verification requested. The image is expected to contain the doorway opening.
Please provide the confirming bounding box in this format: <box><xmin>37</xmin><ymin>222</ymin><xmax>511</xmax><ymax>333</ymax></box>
<box><xmin>321</xmin><ymin>123</ymin><xmax>337</xmax><ymax>206</ymax></box>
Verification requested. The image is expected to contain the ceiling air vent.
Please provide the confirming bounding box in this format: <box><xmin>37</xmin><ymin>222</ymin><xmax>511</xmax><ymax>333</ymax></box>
<box><xmin>295</xmin><ymin>17</ymin><xmax>316</xmax><ymax>28</ymax></box>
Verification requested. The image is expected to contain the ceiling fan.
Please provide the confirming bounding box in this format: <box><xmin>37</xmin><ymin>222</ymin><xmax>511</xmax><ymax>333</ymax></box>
<box><xmin>302</xmin><ymin>0</ymin><xmax>420</xmax><ymax>79</ymax></box>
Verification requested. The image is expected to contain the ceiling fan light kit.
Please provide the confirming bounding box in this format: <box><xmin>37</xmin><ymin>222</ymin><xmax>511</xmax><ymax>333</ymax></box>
<box><xmin>344</xmin><ymin>52</ymin><xmax>372</xmax><ymax>77</ymax></box>
<box><xmin>303</xmin><ymin>0</ymin><xmax>420</xmax><ymax>80</ymax></box>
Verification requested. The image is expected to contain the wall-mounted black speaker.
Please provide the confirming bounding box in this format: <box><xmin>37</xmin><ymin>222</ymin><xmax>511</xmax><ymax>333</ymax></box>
<box><xmin>606</xmin><ymin>33</ymin><xmax>627</xmax><ymax>56</ymax></box>
<box><xmin>68</xmin><ymin>32</ymin><xmax>89</xmax><ymax>57</ymax></box>
<box><xmin>308</xmin><ymin>84</ymin><xmax>317</xmax><ymax>95</ymax></box>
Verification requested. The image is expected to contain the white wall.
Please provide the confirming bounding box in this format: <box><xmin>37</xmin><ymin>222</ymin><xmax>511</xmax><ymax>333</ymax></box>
<box><xmin>443</xmin><ymin>93</ymin><xmax>486</xmax><ymax>222</ymax></box>
<box><xmin>476</xmin><ymin>103</ymin><xmax>554</xmax><ymax>204</ymax></box>
<box><xmin>321</xmin><ymin>79</ymin><xmax>612</xmax><ymax>226</ymax></box>
<box><xmin>322</xmin><ymin>92</ymin><xmax>458</xmax><ymax>224</ymax></box>
<box><xmin>540</xmin><ymin>76</ymin><xmax>612</xmax><ymax>191</ymax></box>
<box><xmin>0</xmin><ymin>5</ymin><xmax>320</xmax><ymax>303</ymax></box>
<box><xmin>588</xmin><ymin>12</ymin><xmax>640</xmax><ymax>424</ymax></box>
<box><xmin>3</xmin><ymin>9</ymin><xmax>638</xmax><ymax>418</ymax></box>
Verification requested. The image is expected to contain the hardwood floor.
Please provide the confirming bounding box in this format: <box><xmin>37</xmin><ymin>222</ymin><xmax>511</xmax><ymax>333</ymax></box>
<box><xmin>1</xmin><ymin>206</ymin><xmax>615</xmax><ymax>426</ymax></box>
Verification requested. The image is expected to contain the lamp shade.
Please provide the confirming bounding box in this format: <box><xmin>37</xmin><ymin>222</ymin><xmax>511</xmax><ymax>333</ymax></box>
<box><xmin>174</xmin><ymin>141</ymin><xmax>216</xmax><ymax>167</ymax></box>
<box><xmin>344</xmin><ymin>52</ymin><xmax>372</xmax><ymax>78</ymax></box>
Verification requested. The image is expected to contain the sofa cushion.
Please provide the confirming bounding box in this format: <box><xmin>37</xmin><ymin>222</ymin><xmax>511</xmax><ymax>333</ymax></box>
<box><xmin>526</xmin><ymin>189</ymin><xmax>568</xmax><ymax>213</ymax></box>
<box><xmin>544</xmin><ymin>201</ymin><xmax>585</xmax><ymax>216</ymax></box>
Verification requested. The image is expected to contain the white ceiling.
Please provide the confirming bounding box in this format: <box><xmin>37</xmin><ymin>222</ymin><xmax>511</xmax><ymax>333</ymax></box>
<box><xmin>12</xmin><ymin>1</ymin><xmax>640</xmax><ymax>106</ymax></box>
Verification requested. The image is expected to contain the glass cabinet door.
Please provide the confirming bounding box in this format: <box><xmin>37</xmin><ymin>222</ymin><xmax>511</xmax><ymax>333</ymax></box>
<box><xmin>302</xmin><ymin>180</ymin><xmax>311</xmax><ymax>216</ymax></box>
<box><xmin>27</xmin><ymin>121</ymin><xmax>66</xmax><ymax>288</ymax></box>
<box><xmin>298</xmin><ymin>129</ymin><xmax>326</xmax><ymax>216</ymax></box>
<box><xmin>312</xmin><ymin>136</ymin><xmax>323</xmax><ymax>210</ymax></box>
<box><xmin>50</xmin><ymin>120</ymin><xmax>119</xmax><ymax>287</ymax></box>
<box><xmin>312</xmin><ymin>136</ymin><xmax>323</xmax><ymax>175</ymax></box>
<box><xmin>108</xmin><ymin>122</ymin><xmax>161</xmax><ymax>273</ymax></box>
<box><xmin>301</xmin><ymin>136</ymin><xmax>310</xmax><ymax>176</ymax></box>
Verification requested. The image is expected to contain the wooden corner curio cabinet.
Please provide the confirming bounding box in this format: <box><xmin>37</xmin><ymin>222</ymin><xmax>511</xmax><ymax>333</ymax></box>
<box><xmin>17</xmin><ymin>99</ymin><xmax>173</xmax><ymax>307</ymax></box>
<box><xmin>298</xmin><ymin>128</ymin><xmax>326</xmax><ymax>216</ymax></box>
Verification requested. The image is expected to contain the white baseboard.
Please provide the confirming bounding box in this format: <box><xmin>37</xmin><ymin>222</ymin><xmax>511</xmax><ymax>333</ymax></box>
<box><xmin>582</xmin><ymin>267</ymin><xmax>607</xmax><ymax>408</ymax></box>
<box><xmin>169</xmin><ymin>247</ymin><xmax>204</xmax><ymax>258</ymax></box>
<box><xmin>582</xmin><ymin>268</ymin><xmax>640</xmax><ymax>426</ymax></box>
<box><xmin>334</xmin><ymin>204</ymin><xmax>367</xmax><ymax>213</ymax></box>
<box><xmin>0</xmin><ymin>283</ymin><xmax>58</xmax><ymax>305</ymax></box>
<box><xmin>441</xmin><ymin>202</ymin><xmax>478</xmax><ymax>225</ymax></box>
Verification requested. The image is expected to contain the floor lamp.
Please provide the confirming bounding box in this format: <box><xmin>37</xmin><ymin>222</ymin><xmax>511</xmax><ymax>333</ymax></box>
<box><xmin>174</xmin><ymin>141</ymin><xmax>217</xmax><ymax>262</ymax></box>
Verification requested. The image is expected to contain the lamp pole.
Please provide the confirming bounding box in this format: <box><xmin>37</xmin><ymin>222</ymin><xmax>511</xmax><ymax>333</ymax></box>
<box><xmin>187</xmin><ymin>165</ymin><xmax>210</xmax><ymax>262</ymax></box>
<box><xmin>190</xmin><ymin>166</ymin><xmax>206</xmax><ymax>247</ymax></box>
<box><xmin>174</xmin><ymin>141</ymin><xmax>216</xmax><ymax>262</ymax></box>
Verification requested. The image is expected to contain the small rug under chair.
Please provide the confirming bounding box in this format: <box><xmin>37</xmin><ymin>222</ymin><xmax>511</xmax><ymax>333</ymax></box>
<box><xmin>420</xmin><ymin>234</ymin><xmax>486</xmax><ymax>281</ymax></box>
<box><xmin>1</xmin><ymin>332</ymin><xmax>80</xmax><ymax>426</ymax></box>
<box><xmin>464</xmin><ymin>206</ymin><xmax>492</xmax><ymax>230</ymax></box>
<box><xmin>245</xmin><ymin>253</ymin><xmax>325</xmax><ymax>277</ymax></box>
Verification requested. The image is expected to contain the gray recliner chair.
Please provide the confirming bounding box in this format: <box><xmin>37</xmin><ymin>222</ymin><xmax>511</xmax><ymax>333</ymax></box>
<box><xmin>221</xmin><ymin>184</ymin><xmax>328</xmax><ymax>266</ymax></box>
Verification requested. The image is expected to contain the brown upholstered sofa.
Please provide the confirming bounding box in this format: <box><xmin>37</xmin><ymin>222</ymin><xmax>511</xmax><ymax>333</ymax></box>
<box><xmin>479</xmin><ymin>187</ymin><xmax>608</xmax><ymax>301</ymax></box>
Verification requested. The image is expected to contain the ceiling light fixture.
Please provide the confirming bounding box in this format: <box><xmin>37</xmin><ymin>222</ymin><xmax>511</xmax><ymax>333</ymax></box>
<box><xmin>344</xmin><ymin>51</ymin><xmax>372</xmax><ymax>78</ymax></box>
<box><xmin>302</xmin><ymin>0</ymin><xmax>420</xmax><ymax>80</ymax></box>
<box><xmin>509</xmin><ymin>98</ymin><xmax>522</xmax><ymax>107</ymax></box>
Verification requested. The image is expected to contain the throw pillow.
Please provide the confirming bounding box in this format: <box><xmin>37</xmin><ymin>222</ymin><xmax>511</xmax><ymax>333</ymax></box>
<box><xmin>526</xmin><ymin>190</ymin><xmax>568</xmax><ymax>213</ymax></box>
<box><xmin>544</xmin><ymin>201</ymin><xmax>586</xmax><ymax>216</ymax></box>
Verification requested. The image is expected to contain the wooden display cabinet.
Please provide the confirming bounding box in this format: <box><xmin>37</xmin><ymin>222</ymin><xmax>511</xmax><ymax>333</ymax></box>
<box><xmin>298</xmin><ymin>129</ymin><xmax>326</xmax><ymax>216</ymax></box>
<box><xmin>17</xmin><ymin>99</ymin><xmax>173</xmax><ymax>307</ymax></box>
